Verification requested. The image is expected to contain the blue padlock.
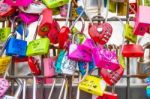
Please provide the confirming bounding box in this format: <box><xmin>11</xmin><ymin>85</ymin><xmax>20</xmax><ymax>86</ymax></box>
<box><xmin>78</xmin><ymin>58</ymin><xmax>95</xmax><ymax>75</ymax></box>
<box><xmin>146</xmin><ymin>86</ymin><xmax>150</xmax><ymax>97</ymax></box>
<box><xmin>55</xmin><ymin>50</ymin><xmax>66</xmax><ymax>74</ymax></box>
<box><xmin>76</xmin><ymin>6</ymin><xmax>86</xmax><ymax>17</ymax></box>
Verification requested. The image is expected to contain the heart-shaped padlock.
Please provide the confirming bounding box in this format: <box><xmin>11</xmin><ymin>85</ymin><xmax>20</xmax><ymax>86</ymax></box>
<box><xmin>88</xmin><ymin>16</ymin><xmax>113</xmax><ymax>45</ymax></box>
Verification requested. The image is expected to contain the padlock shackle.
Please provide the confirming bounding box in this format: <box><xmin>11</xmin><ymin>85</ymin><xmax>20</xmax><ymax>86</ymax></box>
<box><xmin>22</xmin><ymin>79</ymin><xmax>26</xmax><ymax>99</ymax></box>
<box><xmin>32</xmin><ymin>76</ymin><xmax>37</xmax><ymax>99</ymax></box>
<box><xmin>65</xmin><ymin>0</ymin><xmax>72</xmax><ymax>26</ymax></box>
<box><xmin>72</xmin><ymin>32</ymin><xmax>86</xmax><ymax>44</ymax></box>
<box><xmin>15</xmin><ymin>79</ymin><xmax>23</xmax><ymax>98</ymax></box>
<box><xmin>58</xmin><ymin>78</ymin><xmax>66</xmax><ymax>99</ymax></box>
<box><xmin>48</xmin><ymin>79</ymin><xmax>56</xmax><ymax>99</ymax></box>
<box><xmin>0</xmin><ymin>33</ymin><xmax>17</xmax><ymax>56</ymax></box>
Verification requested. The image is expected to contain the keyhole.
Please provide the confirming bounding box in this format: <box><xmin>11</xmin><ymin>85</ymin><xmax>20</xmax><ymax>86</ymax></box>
<box><xmin>97</xmin><ymin>27</ymin><xmax>103</xmax><ymax>33</ymax></box>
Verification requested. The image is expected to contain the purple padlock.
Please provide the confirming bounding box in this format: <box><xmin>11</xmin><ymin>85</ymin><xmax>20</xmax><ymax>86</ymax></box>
<box><xmin>92</xmin><ymin>46</ymin><xmax>120</xmax><ymax>71</ymax></box>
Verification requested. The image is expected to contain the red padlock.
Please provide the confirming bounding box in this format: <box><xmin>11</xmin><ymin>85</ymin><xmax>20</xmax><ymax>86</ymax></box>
<box><xmin>129</xmin><ymin>3</ymin><xmax>137</xmax><ymax>14</ymax></box>
<box><xmin>97</xmin><ymin>92</ymin><xmax>118</xmax><ymax>99</ymax></box>
<box><xmin>28</xmin><ymin>57</ymin><xmax>41</xmax><ymax>75</ymax></box>
<box><xmin>14</xmin><ymin>56</ymin><xmax>28</xmax><ymax>63</ymax></box>
<box><xmin>58</xmin><ymin>26</ymin><xmax>70</xmax><ymax>49</ymax></box>
<box><xmin>122</xmin><ymin>44</ymin><xmax>144</xmax><ymax>57</ymax></box>
<box><xmin>88</xmin><ymin>16</ymin><xmax>113</xmax><ymax>45</ymax></box>
<box><xmin>47</xmin><ymin>19</ymin><xmax>60</xmax><ymax>44</ymax></box>
<box><xmin>37</xmin><ymin>8</ymin><xmax>53</xmax><ymax>37</ymax></box>
<box><xmin>100</xmin><ymin>65</ymin><xmax>124</xmax><ymax>86</ymax></box>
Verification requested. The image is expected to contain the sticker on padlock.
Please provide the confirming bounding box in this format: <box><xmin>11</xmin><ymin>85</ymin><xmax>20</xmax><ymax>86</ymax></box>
<box><xmin>28</xmin><ymin>56</ymin><xmax>41</xmax><ymax>75</ymax></box>
<box><xmin>37</xmin><ymin>8</ymin><xmax>53</xmax><ymax>37</ymax></box>
<box><xmin>88</xmin><ymin>16</ymin><xmax>113</xmax><ymax>45</ymax></box>
<box><xmin>42</xmin><ymin>0</ymin><xmax>69</xmax><ymax>8</ymax></box>
<box><xmin>78</xmin><ymin>75</ymin><xmax>106</xmax><ymax>96</ymax></box>
<box><xmin>0</xmin><ymin>2</ymin><xmax>16</xmax><ymax>17</ymax></box>
<box><xmin>19</xmin><ymin>12</ymin><xmax>39</xmax><ymax>25</ymax></box>
<box><xmin>5</xmin><ymin>0</ymin><xmax>33</xmax><ymax>7</ymax></box>
<box><xmin>100</xmin><ymin>65</ymin><xmax>124</xmax><ymax>86</ymax></box>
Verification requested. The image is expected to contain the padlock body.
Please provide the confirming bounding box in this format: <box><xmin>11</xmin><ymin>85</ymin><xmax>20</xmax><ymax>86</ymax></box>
<box><xmin>0</xmin><ymin>27</ymin><xmax>11</xmax><ymax>42</ymax></box>
<box><xmin>97</xmin><ymin>92</ymin><xmax>118</xmax><ymax>99</ymax></box>
<box><xmin>0</xmin><ymin>78</ymin><xmax>9</xmax><ymax>97</ymax></box>
<box><xmin>5</xmin><ymin>0</ymin><xmax>33</xmax><ymax>6</ymax></box>
<box><xmin>42</xmin><ymin>0</ymin><xmax>69</xmax><ymax>8</ymax></box>
<box><xmin>6</xmin><ymin>38</ymin><xmax>27</xmax><ymax>56</ymax></box>
<box><xmin>0</xmin><ymin>57</ymin><xmax>11</xmax><ymax>74</ymax></box>
<box><xmin>26</xmin><ymin>38</ymin><xmax>50</xmax><ymax>56</ymax></box>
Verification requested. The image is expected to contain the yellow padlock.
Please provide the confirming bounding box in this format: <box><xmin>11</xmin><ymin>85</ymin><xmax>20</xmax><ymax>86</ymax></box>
<box><xmin>124</xmin><ymin>23</ymin><xmax>137</xmax><ymax>43</ymax></box>
<box><xmin>78</xmin><ymin>75</ymin><xmax>106</xmax><ymax>96</ymax></box>
<box><xmin>117</xmin><ymin>2</ymin><xmax>127</xmax><ymax>16</ymax></box>
<box><xmin>109</xmin><ymin>1</ymin><xmax>117</xmax><ymax>13</ymax></box>
<box><xmin>138</xmin><ymin>0</ymin><xmax>150</xmax><ymax>6</ymax></box>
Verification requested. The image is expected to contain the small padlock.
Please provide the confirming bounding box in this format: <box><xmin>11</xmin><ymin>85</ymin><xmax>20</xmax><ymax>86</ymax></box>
<box><xmin>88</xmin><ymin>15</ymin><xmax>113</xmax><ymax>45</ymax></box>
<box><xmin>97</xmin><ymin>92</ymin><xmax>118</xmax><ymax>99</ymax></box>
<box><xmin>42</xmin><ymin>0</ymin><xmax>69</xmax><ymax>8</ymax></box>
<box><xmin>100</xmin><ymin>65</ymin><xmax>124</xmax><ymax>86</ymax></box>
<box><xmin>133</xmin><ymin>6</ymin><xmax>150</xmax><ymax>36</ymax></box>
<box><xmin>0</xmin><ymin>21</ymin><xmax>11</xmax><ymax>42</ymax></box>
<box><xmin>37</xmin><ymin>8</ymin><xmax>53</xmax><ymax>37</ymax></box>
<box><xmin>5</xmin><ymin>0</ymin><xmax>33</xmax><ymax>6</ymax></box>
<box><xmin>117</xmin><ymin>2</ymin><xmax>127</xmax><ymax>16</ymax></box>
<box><xmin>109</xmin><ymin>0</ymin><xmax>117</xmax><ymax>13</ymax></box>
<box><xmin>0</xmin><ymin>2</ymin><xmax>16</xmax><ymax>17</ymax></box>
<box><xmin>19</xmin><ymin>12</ymin><xmax>39</xmax><ymax>25</ymax></box>
<box><xmin>19</xmin><ymin>1</ymin><xmax>46</xmax><ymax>14</ymax></box>
<box><xmin>60</xmin><ymin>4</ymin><xmax>68</xmax><ymax>17</ymax></box>
<box><xmin>47</xmin><ymin>19</ymin><xmax>60</xmax><ymax>44</ymax></box>
<box><xmin>137</xmin><ymin>42</ymin><xmax>150</xmax><ymax>79</ymax></box>
<box><xmin>124</xmin><ymin>23</ymin><xmax>137</xmax><ymax>43</ymax></box>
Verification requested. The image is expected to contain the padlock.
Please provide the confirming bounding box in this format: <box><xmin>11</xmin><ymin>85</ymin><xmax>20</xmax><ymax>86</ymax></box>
<box><xmin>47</xmin><ymin>19</ymin><xmax>60</xmax><ymax>44</ymax></box>
<box><xmin>92</xmin><ymin>46</ymin><xmax>120</xmax><ymax>71</ymax></box>
<box><xmin>19</xmin><ymin>12</ymin><xmax>39</xmax><ymax>25</ymax></box>
<box><xmin>0</xmin><ymin>2</ymin><xmax>16</xmax><ymax>17</ymax></box>
<box><xmin>42</xmin><ymin>0</ymin><xmax>69</xmax><ymax>8</ymax></box>
<box><xmin>72</xmin><ymin>7</ymin><xmax>78</xmax><ymax>18</ymax></box>
<box><xmin>146</xmin><ymin>77</ymin><xmax>150</xmax><ymax>97</ymax></box>
<box><xmin>133</xmin><ymin>6</ymin><xmax>150</xmax><ymax>36</ymax></box>
<box><xmin>76</xmin><ymin>6</ymin><xmax>86</xmax><ymax>17</ymax></box>
<box><xmin>124</xmin><ymin>23</ymin><xmax>137</xmax><ymax>43</ymax></box>
<box><xmin>5</xmin><ymin>0</ymin><xmax>33</xmax><ymax>7</ymax></box>
<box><xmin>78</xmin><ymin>75</ymin><xmax>106</xmax><ymax>96</ymax></box>
<box><xmin>144</xmin><ymin>0</ymin><xmax>150</xmax><ymax>6</ymax></box>
<box><xmin>68</xmin><ymin>33</ymin><xmax>92</xmax><ymax>62</ymax></box>
<box><xmin>129</xmin><ymin>3</ymin><xmax>137</xmax><ymax>14</ymax></box>
<box><xmin>2</xmin><ymin>79</ymin><xmax>23</xmax><ymax>99</ymax></box>
<box><xmin>117</xmin><ymin>2</ymin><xmax>127</xmax><ymax>16</ymax></box>
<box><xmin>97</xmin><ymin>92</ymin><xmax>118</xmax><ymax>99</ymax></box>
<box><xmin>43</xmin><ymin>56</ymin><xmax>57</xmax><ymax>83</ymax></box>
<box><xmin>19</xmin><ymin>1</ymin><xmax>46</xmax><ymax>14</ymax></box>
<box><xmin>61</xmin><ymin>52</ymin><xmax>77</xmax><ymax>75</ymax></box>
<box><xmin>37</xmin><ymin>8</ymin><xmax>53</xmax><ymax>37</ymax></box>
<box><xmin>109</xmin><ymin>0</ymin><xmax>117</xmax><ymax>13</ymax></box>
<box><xmin>6</xmin><ymin>19</ymin><xmax>27</xmax><ymax>57</ymax></box>
<box><xmin>117</xmin><ymin>46</ymin><xmax>126</xmax><ymax>68</ymax></box>
<box><xmin>88</xmin><ymin>15</ymin><xmax>113</xmax><ymax>45</ymax></box>
<box><xmin>28</xmin><ymin>56</ymin><xmax>41</xmax><ymax>75</ymax></box>
<box><xmin>137</xmin><ymin>42</ymin><xmax>150</xmax><ymax>79</ymax></box>
<box><xmin>60</xmin><ymin>4</ymin><xmax>68</xmax><ymax>17</ymax></box>
<box><xmin>0</xmin><ymin>21</ymin><xmax>11</xmax><ymax>42</ymax></box>
<box><xmin>100</xmin><ymin>65</ymin><xmax>124</xmax><ymax>85</ymax></box>
<box><xmin>55</xmin><ymin>50</ymin><xmax>66</xmax><ymax>74</ymax></box>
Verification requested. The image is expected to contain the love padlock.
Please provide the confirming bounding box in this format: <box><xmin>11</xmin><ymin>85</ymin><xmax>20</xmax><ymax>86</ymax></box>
<box><xmin>97</xmin><ymin>92</ymin><xmax>118</xmax><ymax>99</ymax></box>
<box><xmin>88</xmin><ymin>16</ymin><xmax>113</xmax><ymax>45</ymax></box>
<box><xmin>100</xmin><ymin>65</ymin><xmax>124</xmax><ymax>86</ymax></box>
<box><xmin>5</xmin><ymin>0</ymin><xmax>33</xmax><ymax>7</ymax></box>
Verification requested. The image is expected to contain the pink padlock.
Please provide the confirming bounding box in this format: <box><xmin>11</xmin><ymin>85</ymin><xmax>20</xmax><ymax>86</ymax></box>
<box><xmin>60</xmin><ymin>4</ymin><xmax>67</xmax><ymax>17</ymax></box>
<box><xmin>92</xmin><ymin>46</ymin><xmax>120</xmax><ymax>71</ymax></box>
<box><xmin>0</xmin><ymin>78</ymin><xmax>9</xmax><ymax>97</ymax></box>
<box><xmin>19</xmin><ymin>12</ymin><xmax>39</xmax><ymax>25</ymax></box>
<box><xmin>5</xmin><ymin>0</ymin><xmax>33</xmax><ymax>7</ymax></box>
<box><xmin>43</xmin><ymin>56</ymin><xmax>57</xmax><ymax>84</ymax></box>
<box><xmin>133</xmin><ymin>6</ymin><xmax>150</xmax><ymax>36</ymax></box>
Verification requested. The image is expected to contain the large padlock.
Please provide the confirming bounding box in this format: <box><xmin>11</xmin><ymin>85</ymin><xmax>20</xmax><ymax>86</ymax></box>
<box><xmin>92</xmin><ymin>46</ymin><xmax>120</xmax><ymax>71</ymax></box>
<box><xmin>5</xmin><ymin>0</ymin><xmax>33</xmax><ymax>7</ymax></box>
<box><xmin>124</xmin><ymin>23</ymin><xmax>137</xmax><ymax>43</ymax></box>
<box><xmin>47</xmin><ymin>19</ymin><xmax>60</xmax><ymax>44</ymax></box>
<box><xmin>37</xmin><ymin>8</ymin><xmax>53</xmax><ymax>37</ymax></box>
<box><xmin>19</xmin><ymin>1</ymin><xmax>46</xmax><ymax>14</ymax></box>
<box><xmin>6</xmin><ymin>20</ymin><xmax>27</xmax><ymax>57</ymax></box>
<box><xmin>28</xmin><ymin>56</ymin><xmax>41</xmax><ymax>75</ymax></box>
<box><xmin>137</xmin><ymin>42</ymin><xmax>150</xmax><ymax>79</ymax></box>
<box><xmin>133</xmin><ymin>6</ymin><xmax>150</xmax><ymax>36</ymax></box>
<box><xmin>78</xmin><ymin>75</ymin><xmax>106</xmax><ymax>96</ymax></box>
<box><xmin>19</xmin><ymin>12</ymin><xmax>39</xmax><ymax>25</ymax></box>
<box><xmin>88</xmin><ymin>15</ymin><xmax>113</xmax><ymax>45</ymax></box>
<box><xmin>68</xmin><ymin>33</ymin><xmax>92</xmax><ymax>62</ymax></box>
<box><xmin>42</xmin><ymin>0</ymin><xmax>69</xmax><ymax>8</ymax></box>
<box><xmin>44</xmin><ymin>56</ymin><xmax>57</xmax><ymax>83</ymax></box>
<box><xmin>0</xmin><ymin>21</ymin><xmax>11</xmax><ymax>42</ymax></box>
<box><xmin>100</xmin><ymin>65</ymin><xmax>124</xmax><ymax>85</ymax></box>
<box><xmin>0</xmin><ymin>2</ymin><xmax>16</xmax><ymax>17</ymax></box>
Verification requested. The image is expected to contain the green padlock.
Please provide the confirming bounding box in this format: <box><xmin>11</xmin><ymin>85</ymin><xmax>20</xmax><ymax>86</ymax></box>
<box><xmin>109</xmin><ymin>0</ymin><xmax>117</xmax><ymax>13</ymax></box>
<box><xmin>26</xmin><ymin>38</ymin><xmax>50</xmax><ymax>56</ymax></box>
<box><xmin>124</xmin><ymin>23</ymin><xmax>137</xmax><ymax>43</ymax></box>
<box><xmin>42</xmin><ymin>0</ymin><xmax>69</xmax><ymax>8</ymax></box>
<box><xmin>138</xmin><ymin>0</ymin><xmax>150</xmax><ymax>6</ymax></box>
<box><xmin>0</xmin><ymin>21</ymin><xmax>10</xmax><ymax>42</ymax></box>
<box><xmin>118</xmin><ymin>46</ymin><xmax>126</xmax><ymax>69</ymax></box>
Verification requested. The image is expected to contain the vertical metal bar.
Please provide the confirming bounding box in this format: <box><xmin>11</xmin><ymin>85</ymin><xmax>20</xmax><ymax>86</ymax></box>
<box><xmin>126</xmin><ymin>0</ymin><xmax>130</xmax><ymax>99</ymax></box>
<box><xmin>10</xmin><ymin>57</ymin><xmax>15</xmax><ymax>95</ymax></box>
